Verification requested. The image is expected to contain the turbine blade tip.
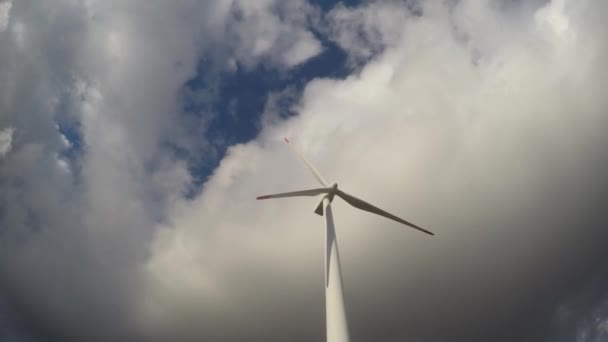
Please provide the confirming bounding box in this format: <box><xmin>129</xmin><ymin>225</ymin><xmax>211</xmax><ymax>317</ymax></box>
<box><xmin>257</xmin><ymin>195</ymin><xmax>271</xmax><ymax>200</ymax></box>
<box><xmin>283</xmin><ymin>137</ymin><xmax>290</xmax><ymax>143</ymax></box>
<box><xmin>416</xmin><ymin>227</ymin><xmax>434</xmax><ymax>236</ymax></box>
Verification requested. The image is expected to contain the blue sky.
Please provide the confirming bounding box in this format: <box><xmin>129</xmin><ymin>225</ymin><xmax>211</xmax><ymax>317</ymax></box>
<box><xmin>181</xmin><ymin>31</ymin><xmax>350</xmax><ymax>194</ymax></box>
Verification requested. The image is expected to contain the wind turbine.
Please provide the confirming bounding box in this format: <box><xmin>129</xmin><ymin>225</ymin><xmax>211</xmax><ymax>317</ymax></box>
<box><xmin>257</xmin><ymin>138</ymin><xmax>433</xmax><ymax>342</ymax></box>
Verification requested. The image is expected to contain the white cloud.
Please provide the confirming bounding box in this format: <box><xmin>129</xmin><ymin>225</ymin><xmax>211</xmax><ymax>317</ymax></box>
<box><xmin>0</xmin><ymin>0</ymin><xmax>11</xmax><ymax>32</ymax></box>
<box><xmin>281</xmin><ymin>30</ymin><xmax>322</xmax><ymax>67</ymax></box>
<box><xmin>142</xmin><ymin>0</ymin><xmax>608</xmax><ymax>339</ymax></box>
<box><xmin>0</xmin><ymin>126</ymin><xmax>14</xmax><ymax>157</ymax></box>
<box><xmin>0</xmin><ymin>0</ymin><xmax>325</xmax><ymax>339</ymax></box>
<box><xmin>227</xmin><ymin>0</ymin><xmax>323</xmax><ymax>69</ymax></box>
<box><xmin>1</xmin><ymin>0</ymin><xmax>608</xmax><ymax>341</ymax></box>
<box><xmin>325</xmin><ymin>2</ymin><xmax>411</xmax><ymax>66</ymax></box>
<box><xmin>535</xmin><ymin>0</ymin><xmax>575</xmax><ymax>41</ymax></box>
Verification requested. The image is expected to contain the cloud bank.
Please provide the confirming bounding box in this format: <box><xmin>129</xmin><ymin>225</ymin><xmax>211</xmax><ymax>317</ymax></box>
<box><xmin>1</xmin><ymin>0</ymin><xmax>607</xmax><ymax>341</ymax></box>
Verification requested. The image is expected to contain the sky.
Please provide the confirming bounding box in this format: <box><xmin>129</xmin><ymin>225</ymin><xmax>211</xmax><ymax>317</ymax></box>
<box><xmin>0</xmin><ymin>0</ymin><xmax>608</xmax><ymax>341</ymax></box>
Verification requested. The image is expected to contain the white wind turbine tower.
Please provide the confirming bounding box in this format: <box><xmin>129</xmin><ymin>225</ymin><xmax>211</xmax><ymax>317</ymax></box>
<box><xmin>257</xmin><ymin>138</ymin><xmax>434</xmax><ymax>342</ymax></box>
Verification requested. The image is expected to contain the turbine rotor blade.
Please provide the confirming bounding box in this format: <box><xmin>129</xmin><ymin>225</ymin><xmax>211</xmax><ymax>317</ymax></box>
<box><xmin>284</xmin><ymin>138</ymin><xmax>329</xmax><ymax>187</ymax></box>
<box><xmin>335</xmin><ymin>189</ymin><xmax>434</xmax><ymax>236</ymax></box>
<box><xmin>257</xmin><ymin>188</ymin><xmax>329</xmax><ymax>200</ymax></box>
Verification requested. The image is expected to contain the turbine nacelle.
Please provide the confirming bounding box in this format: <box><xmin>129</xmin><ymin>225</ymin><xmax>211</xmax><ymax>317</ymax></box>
<box><xmin>314</xmin><ymin>183</ymin><xmax>338</xmax><ymax>216</ymax></box>
<box><xmin>327</xmin><ymin>182</ymin><xmax>339</xmax><ymax>201</ymax></box>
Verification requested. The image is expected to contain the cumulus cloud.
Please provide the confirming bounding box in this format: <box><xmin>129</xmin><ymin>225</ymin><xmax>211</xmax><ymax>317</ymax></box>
<box><xmin>325</xmin><ymin>1</ymin><xmax>414</xmax><ymax>66</ymax></box>
<box><xmin>142</xmin><ymin>1</ymin><xmax>608</xmax><ymax>341</ymax></box>
<box><xmin>0</xmin><ymin>0</ymin><xmax>323</xmax><ymax>340</ymax></box>
<box><xmin>225</xmin><ymin>0</ymin><xmax>324</xmax><ymax>69</ymax></box>
<box><xmin>282</xmin><ymin>31</ymin><xmax>323</xmax><ymax>67</ymax></box>
<box><xmin>1</xmin><ymin>0</ymin><xmax>608</xmax><ymax>341</ymax></box>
